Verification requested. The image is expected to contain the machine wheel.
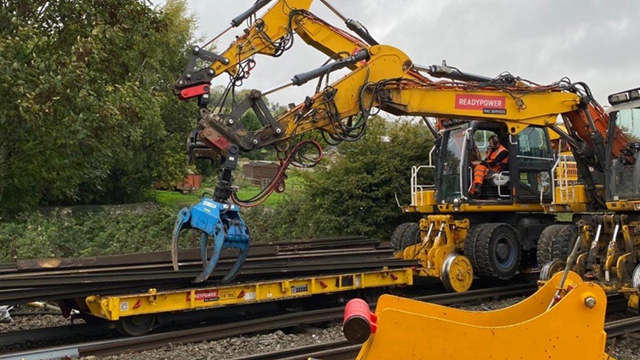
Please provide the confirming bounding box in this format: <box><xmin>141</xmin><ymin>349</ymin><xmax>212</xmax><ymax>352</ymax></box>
<box><xmin>540</xmin><ymin>258</ymin><xmax>566</xmax><ymax>281</ymax></box>
<box><xmin>441</xmin><ymin>254</ymin><xmax>474</xmax><ymax>292</ymax></box>
<box><xmin>470</xmin><ymin>223</ymin><xmax>521</xmax><ymax>280</ymax></box>
<box><xmin>116</xmin><ymin>314</ymin><xmax>156</xmax><ymax>336</ymax></box>
<box><xmin>536</xmin><ymin>224</ymin><xmax>578</xmax><ymax>268</ymax></box>
<box><xmin>362</xmin><ymin>287</ymin><xmax>385</xmax><ymax>303</ymax></box>
<box><xmin>462</xmin><ymin>223</ymin><xmax>490</xmax><ymax>268</ymax></box>
<box><xmin>390</xmin><ymin>222</ymin><xmax>420</xmax><ymax>251</ymax></box>
<box><xmin>633</xmin><ymin>264</ymin><xmax>640</xmax><ymax>290</ymax></box>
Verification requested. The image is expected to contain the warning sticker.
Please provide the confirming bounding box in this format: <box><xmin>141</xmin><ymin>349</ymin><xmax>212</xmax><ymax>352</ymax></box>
<box><xmin>186</xmin><ymin>290</ymin><xmax>219</xmax><ymax>302</ymax></box>
<box><xmin>219</xmin><ymin>291</ymin><xmax>236</xmax><ymax>300</ymax></box>
<box><xmin>455</xmin><ymin>94</ymin><xmax>506</xmax><ymax>115</ymax></box>
<box><xmin>291</xmin><ymin>285</ymin><xmax>309</xmax><ymax>294</ymax></box>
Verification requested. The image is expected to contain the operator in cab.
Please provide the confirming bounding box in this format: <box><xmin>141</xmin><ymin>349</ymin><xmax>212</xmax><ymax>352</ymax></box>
<box><xmin>470</xmin><ymin>135</ymin><xmax>509</xmax><ymax>197</ymax></box>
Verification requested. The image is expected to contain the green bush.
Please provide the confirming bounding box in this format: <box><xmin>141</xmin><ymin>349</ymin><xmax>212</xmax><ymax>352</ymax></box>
<box><xmin>0</xmin><ymin>207</ymin><xmax>179</xmax><ymax>261</ymax></box>
<box><xmin>242</xmin><ymin>117</ymin><xmax>433</xmax><ymax>242</ymax></box>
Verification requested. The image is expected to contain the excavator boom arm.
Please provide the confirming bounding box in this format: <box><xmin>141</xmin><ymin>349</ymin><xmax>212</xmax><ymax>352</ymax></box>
<box><xmin>173</xmin><ymin>0</ymin><xmax>381</xmax><ymax>99</ymax></box>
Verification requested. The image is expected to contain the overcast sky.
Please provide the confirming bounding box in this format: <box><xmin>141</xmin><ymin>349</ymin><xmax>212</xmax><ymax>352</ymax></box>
<box><xmin>164</xmin><ymin>0</ymin><xmax>640</xmax><ymax>111</ymax></box>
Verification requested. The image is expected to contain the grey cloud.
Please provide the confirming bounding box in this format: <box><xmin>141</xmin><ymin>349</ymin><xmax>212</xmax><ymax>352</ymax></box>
<box><xmin>170</xmin><ymin>0</ymin><xmax>640</xmax><ymax>107</ymax></box>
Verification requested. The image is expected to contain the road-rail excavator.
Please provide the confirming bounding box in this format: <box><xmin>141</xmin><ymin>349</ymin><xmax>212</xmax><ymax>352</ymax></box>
<box><xmin>170</xmin><ymin>0</ymin><xmax>639</xmax><ymax>298</ymax></box>
<box><xmin>168</xmin><ymin>1</ymin><xmax>639</xmax><ymax>357</ymax></box>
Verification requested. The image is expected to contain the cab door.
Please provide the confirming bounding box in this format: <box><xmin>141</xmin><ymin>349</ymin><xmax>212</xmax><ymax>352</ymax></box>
<box><xmin>512</xmin><ymin>127</ymin><xmax>555</xmax><ymax>203</ymax></box>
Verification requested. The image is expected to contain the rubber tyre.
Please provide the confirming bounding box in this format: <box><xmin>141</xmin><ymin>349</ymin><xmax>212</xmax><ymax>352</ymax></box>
<box><xmin>390</xmin><ymin>222</ymin><xmax>420</xmax><ymax>251</ymax></box>
<box><xmin>469</xmin><ymin>223</ymin><xmax>522</xmax><ymax>280</ymax></box>
<box><xmin>462</xmin><ymin>223</ymin><xmax>490</xmax><ymax>268</ymax></box>
<box><xmin>536</xmin><ymin>224</ymin><xmax>578</xmax><ymax>268</ymax></box>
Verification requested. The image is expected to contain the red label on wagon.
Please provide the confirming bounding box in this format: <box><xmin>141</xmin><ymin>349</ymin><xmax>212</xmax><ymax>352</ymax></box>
<box><xmin>455</xmin><ymin>95</ymin><xmax>506</xmax><ymax>114</ymax></box>
<box><xmin>186</xmin><ymin>289</ymin><xmax>219</xmax><ymax>302</ymax></box>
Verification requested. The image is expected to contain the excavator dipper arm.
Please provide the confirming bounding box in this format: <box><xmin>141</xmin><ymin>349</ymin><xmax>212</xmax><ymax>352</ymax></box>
<box><xmin>171</xmin><ymin>0</ymin><xmax>387</xmax><ymax>282</ymax></box>
<box><xmin>173</xmin><ymin>0</ymin><xmax>381</xmax><ymax>102</ymax></box>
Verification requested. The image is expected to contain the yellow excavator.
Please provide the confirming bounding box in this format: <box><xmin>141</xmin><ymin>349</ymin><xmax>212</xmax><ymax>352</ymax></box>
<box><xmin>168</xmin><ymin>0</ymin><xmax>640</xmax><ymax>358</ymax></box>
<box><xmin>171</xmin><ymin>0</ymin><xmax>640</xmax><ymax>303</ymax></box>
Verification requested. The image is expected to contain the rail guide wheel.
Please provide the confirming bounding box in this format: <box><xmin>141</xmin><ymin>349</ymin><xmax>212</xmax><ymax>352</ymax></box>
<box><xmin>116</xmin><ymin>314</ymin><xmax>157</xmax><ymax>336</ymax></box>
<box><xmin>633</xmin><ymin>264</ymin><xmax>640</xmax><ymax>290</ymax></box>
<box><xmin>540</xmin><ymin>258</ymin><xmax>566</xmax><ymax>281</ymax></box>
<box><xmin>631</xmin><ymin>264</ymin><xmax>640</xmax><ymax>311</ymax></box>
<box><xmin>441</xmin><ymin>253</ymin><xmax>474</xmax><ymax>292</ymax></box>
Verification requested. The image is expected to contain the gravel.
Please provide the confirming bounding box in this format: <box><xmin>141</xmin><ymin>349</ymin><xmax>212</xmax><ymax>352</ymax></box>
<box><xmin>611</xmin><ymin>334</ymin><xmax>640</xmax><ymax>360</ymax></box>
<box><xmin>96</xmin><ymin>325</ymin><xmax>345</xmax><ymax>360</ymax></box>
<box><xmin>0</xmin><ymin>314</ymin><xmax>79</xmax><ymax>333</ymax></box>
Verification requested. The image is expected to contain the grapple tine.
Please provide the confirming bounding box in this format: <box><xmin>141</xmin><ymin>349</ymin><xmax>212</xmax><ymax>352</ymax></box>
<box><xmin>200</xmin><ymin>232</ymin><xmax>209</xmax><ymax>268</ymax></box>
<box><xmin>221</xmin><ymin>223</ymin><xmax>251</xmax><ymax>283</ymax></box>
<box><xmin>194</xmin><ymin>229</ymin><xmax>226</xmax><ymax>283</ymax></box>
<box><xmin>171</xmin><ymin>208</ymin><xmax>191</xmax><ymax>271</ymax></box>
<box><xmin>222</xmin><ymin>247</ymin><xmax>248</xmax><ymax>283</ymax></box>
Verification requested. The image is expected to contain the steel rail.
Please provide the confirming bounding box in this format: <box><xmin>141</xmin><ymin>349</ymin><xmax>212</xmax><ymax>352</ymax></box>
<box><xmin>227</xmin><ymin>340</ymin><xmax>359</xmax><ymax>360</ymax></box>
<box><xmin>605</xmin><ymin>315</ymin><xmax>640</xmax><ymax>338</ymax></box>
<box><xmin>0</xmin><ymin>323</ymin><xmax>110</xmax><ymax>348</ymax></box>
<box><xmin>0</xmin><ymin>253</ymin><xmax>409</xmax><ymax>288</ymax></box>
<box><xmin>13</xmin><ymin>236</ymin><xmax>375</xmax><ymax>271</ymax></box>
<box><xmin>2</xmin><ymin>246</ymin><xmax>390</xmax><ymax>280</ymax></box>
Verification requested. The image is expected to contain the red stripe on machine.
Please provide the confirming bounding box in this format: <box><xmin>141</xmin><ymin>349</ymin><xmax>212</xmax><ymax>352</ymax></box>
<box><xmin>455</xmin><ymin>94</ymin><xmax>506</xmax><ymax>110</ymax></box>
<box><xmin>186</xmin><ymin>289</ymin><xmax>219</xmax><ymax>302</ymax></box>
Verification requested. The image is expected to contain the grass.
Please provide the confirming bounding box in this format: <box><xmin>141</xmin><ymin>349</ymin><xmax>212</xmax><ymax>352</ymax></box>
<box><xmin>153</xmin><ymin>190</ymin><xmax>202</xmax><ymax>208</ymax></box>
<box><xmin>153</xmin><ymin>172</ymin><xmax>306</xmax><ymax>208</ymax></box>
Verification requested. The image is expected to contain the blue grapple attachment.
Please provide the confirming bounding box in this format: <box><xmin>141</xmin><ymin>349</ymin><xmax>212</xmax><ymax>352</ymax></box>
<box><xmin>172</xmin><ymin>198</ymin><xmax>250</xmax><ymax>283</ymax></box>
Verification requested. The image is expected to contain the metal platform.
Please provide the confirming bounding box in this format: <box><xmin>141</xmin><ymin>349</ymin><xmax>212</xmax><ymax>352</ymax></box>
<box><xmin>85</xmin><ymin>268</ymin><xmax>414</xmax><ymax>320</ymax></box>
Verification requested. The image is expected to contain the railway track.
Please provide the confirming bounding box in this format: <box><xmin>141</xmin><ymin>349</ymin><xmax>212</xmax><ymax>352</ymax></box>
<box><xmin>0</xmin><ymin>283</ymin><xmax>537</xmax><ymax>359</ymax></box>
<box><xmin>227</xmin><ymin>341</ymin><xmax>360</xmax><ymax>360</ymax></box>
<box><xmin>0</xmin><ymin>323</ymin><xmax>110</xmax><ymax>348</ymax></box>
<box><xmin>605</xmin><ymin>316</ymin><xmax>640</xmax><ymax>338</ymax></box>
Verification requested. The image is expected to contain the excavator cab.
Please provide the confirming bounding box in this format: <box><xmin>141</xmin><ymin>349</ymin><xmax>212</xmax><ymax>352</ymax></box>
<box><xmin>437</xmin><ymin>120</ymin><xmax>555</xmax><ymax>205</ymax></box>
<box><xmin>606</xmin><ymin>90</ymin><xmax>640</xmax><ymax>204</ymax></box>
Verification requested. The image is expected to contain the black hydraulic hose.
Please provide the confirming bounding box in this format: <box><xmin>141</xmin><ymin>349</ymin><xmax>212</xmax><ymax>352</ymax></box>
<box><xmin>427</xmin><ymin>64</ymin><xmax>515</xmax><ymax>85</ymax></box>
<box><xmin>231</xmin><ymin>0</ymin><xmax>274</xmax><ymax>27</ymax></box>
<box><xmin>345</xmin><ymin>19</ymin><xmax>379</xmax><ymax>46</ymax></box>
<box><xmin>291</xmin><ymin>49</ymin><xmax>370</xmax><ymax>86</ymax></box>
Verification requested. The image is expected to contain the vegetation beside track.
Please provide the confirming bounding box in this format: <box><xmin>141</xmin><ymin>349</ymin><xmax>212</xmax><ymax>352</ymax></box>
<box><xmin>0</xmin><ymin>119</ymin><xmax>433</xmax><ymax>261</ymax></box>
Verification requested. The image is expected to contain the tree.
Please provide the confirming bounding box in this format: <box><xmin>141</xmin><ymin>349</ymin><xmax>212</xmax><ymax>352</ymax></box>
<box><xmin>300</xmin><ymin>117</ymin><xmax>433</xmax><ymax>239</ymax></box>
<box><xmin>0</xmin><ymin>0</ymin><xmax>198</xmax><ymax>215</ymax></box>
<box><xmin>243</xmin><ymin>117</ymin><xmax>434</xmax><ymax>242</ymax></box>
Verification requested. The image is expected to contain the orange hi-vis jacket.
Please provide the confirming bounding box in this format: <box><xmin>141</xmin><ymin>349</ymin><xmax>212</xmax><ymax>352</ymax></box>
<box><xmin>484</xmin><ymin>144</ymin><xmax>509</xmax><ymax>172</ymax></box>
<box><xmin>472</xmin><ymin>144</ymin><xmax>509</xmax><ymax>190</ymax></box>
